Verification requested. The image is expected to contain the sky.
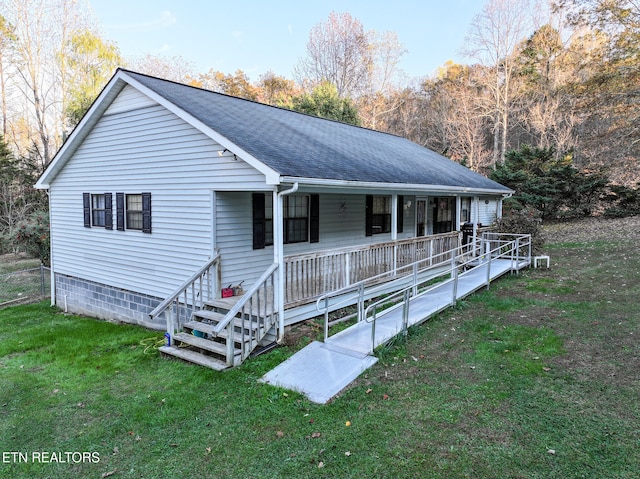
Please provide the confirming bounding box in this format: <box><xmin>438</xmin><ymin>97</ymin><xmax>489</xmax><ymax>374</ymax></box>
<box><xmin>89</xmin><ymin>0</ymin><xmax>487</xmax><ymax>81</ymax></box>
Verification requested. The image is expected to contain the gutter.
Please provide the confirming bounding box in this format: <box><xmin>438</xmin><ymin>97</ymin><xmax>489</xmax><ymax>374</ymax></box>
<box><xmin>279</xmin><ymin>176</ymin><xmax>513</xmax><ymax>196</ymax></box>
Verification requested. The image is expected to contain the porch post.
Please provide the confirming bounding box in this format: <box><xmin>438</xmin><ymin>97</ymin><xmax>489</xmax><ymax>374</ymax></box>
<box><xmin>391</xmin><ymin>194</ymin><xmax>398</xmax><ymax>241</ymax></box>
<box><xmin>275</xmin><ymin>183</ymin><xmax>299</xmax><ymax>341</ymax></box>
<box><xmin>473</xmin><ymin>196</ymin><xmax>480</xmax><ymax>252</ymax></box>
<box><xmin>273</xmin><ymin>188</ymin><xmax>283</xmax><ymax>341</ymax></box>
<box><xmin>455</xmin><ymin>195</ymin><xmax>461</xmax><ymax>231</ymax></box>
<box><xmin>391</xmin><ymin>194</ymin><xmax>398</xmax><ymax>273</ymax></box>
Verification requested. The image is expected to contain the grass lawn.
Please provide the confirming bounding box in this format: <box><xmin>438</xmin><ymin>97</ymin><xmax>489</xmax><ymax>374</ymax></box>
<box><xmin>0</xmin><ymin>230</ymin><xmax>639</xmax><ymax>478</ymax></box>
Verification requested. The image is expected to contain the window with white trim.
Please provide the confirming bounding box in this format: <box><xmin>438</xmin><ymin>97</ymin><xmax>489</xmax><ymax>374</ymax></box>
<box><xmin>253</xmin><ymin>193</ymin><xmax>319</xmax><ymax>249</ymax></box>
<box><xmin>91</xmin><ymin>194</ymin><xmax>106</xmax><ymax>227</ymax></box>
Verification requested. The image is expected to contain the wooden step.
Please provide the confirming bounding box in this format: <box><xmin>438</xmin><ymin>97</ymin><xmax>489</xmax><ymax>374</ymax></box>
<box><xmin>191</xmin><ymin>310</ymin><xmax>226</xmax><ymax>322</ymax></box>
<box><xmin>159</xmin><ymin>346</ymin><xmax>229</xmax><ymax>371</ymax></box>
<box><xmin>172</xmin><ymin>332</ymin><xmax>242</xmax><ymax>357</ymax></box>
<box><xmin>204</xmin><ymin>299</ymin><xmax>275</xmax><ymax>317</ymax></box>
<box><xmin>189</xmin><ymin>312</ymin><xmax>263</xmax><ymax>332</ymax></box>
<box><xmin>204</xmin><ymin>298</ymin><xmax>238</xmax><ymax>312</ymax></box>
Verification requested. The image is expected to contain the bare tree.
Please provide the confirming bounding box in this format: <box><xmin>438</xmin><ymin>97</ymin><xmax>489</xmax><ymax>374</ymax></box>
<box><xmin>464</xmin><ymin>0</ymin><xmax>539</xmax><ymax>166</ymax></box>
<box><xmin>1</xmin><ymin>0</ymin><xmax>94</xmax><ymax>169</ymax></box>
<box><xmin>130</xmin><ymin>53</ymin><xmax>195</xmax><ymax>83</ymax></box>
<box><xmin>295</xmin><ymin>12</ymin><xmax>372</xmax><ymax>99</ymax></box>
<box><xmin>357</xmin><ymin>30</ymin><xmax>407</xmax><ymax>130</ymax></box>
<box><xmin>0</xmin><ymin>15</ymin><xmax>17</xmax><ymax>137</ymax></box>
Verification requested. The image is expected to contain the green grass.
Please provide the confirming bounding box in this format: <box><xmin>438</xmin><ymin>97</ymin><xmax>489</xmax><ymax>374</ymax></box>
<box><xmin>0</xmin><ymin>237</ymin><xmax>639</xmax><ymax>478</ymax></box>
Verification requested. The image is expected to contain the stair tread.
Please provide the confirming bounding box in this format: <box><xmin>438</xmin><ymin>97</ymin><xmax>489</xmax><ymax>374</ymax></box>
<box><xmin>189</xmin><ymin>313</ymin><xmax>262</xmax><ymax>331</ymax></box>
<box><xmin>173</xmin><ymin>332</ymin><xmax>242</xmax><ymax>356</ymax></box>
<box><xmin>204</xmin><ymin>299</ymin><xmax>275</xmax><ymax>316</ymax></box>
<box><xmin>159</xmin><ymin>346</ymin><xmax>229</xmax><ymax>371</ymax></box>
<box><xmin>191</xmin><ymin>310</ymin><xmax>226</xmax><ymax>321</ymax></box>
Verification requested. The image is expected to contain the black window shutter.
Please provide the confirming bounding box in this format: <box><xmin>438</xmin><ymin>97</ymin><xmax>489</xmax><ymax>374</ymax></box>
<box><xmin>252</xmin><ymin>193</ymin><xmax>265</xmax><ymax>249</ymax></box>
<box><xmin>309</xmin><ymin>194</ymin><xmax>320</xmax><ymax>243</ymax></box>
<box><xmin>365</xmin><ymin>195</ymin><xmax>373</xmax><ymax>237</ymax></box>
<box><xmin>142</xmin><ymin>192</ymin><xmax>152</xmax><ymax>234</ymax></box>
<box><xmin>116</xmin><ymin>193</ymin><xmax>125</xmax><ymax>231</ymax></box>
<box><xmin>105</xmin><ymin>193</ymin><xmax>113</xmax><ymax>230</ymax></box>
<box><xmin>397</xmin><ymin>195</ymin><xmax>404</xmax><ymax>234</ymax></box>
<box><xmin>83</xmin><ymin>193</ymin><xmax>91</xmax><ymax>227</ymax></box>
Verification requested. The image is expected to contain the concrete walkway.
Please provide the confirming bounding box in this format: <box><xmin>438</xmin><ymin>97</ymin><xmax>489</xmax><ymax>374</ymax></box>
<box><xmin>261</xmin><ymin>258</ymin><xmax>527</xmax><ymax>403</ymax></box>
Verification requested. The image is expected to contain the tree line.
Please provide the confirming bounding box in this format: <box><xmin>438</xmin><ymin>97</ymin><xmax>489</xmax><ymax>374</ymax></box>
<box><xmin>0</xmin><ymin>0</ymin><xmax>638</xmax><ymax>260</ymax></box>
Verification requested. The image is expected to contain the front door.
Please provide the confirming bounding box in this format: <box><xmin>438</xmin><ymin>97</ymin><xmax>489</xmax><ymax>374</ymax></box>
<box><xmin>416</xmin><ymin>198</ymin><xmax>432</xmax><ymax>236</ymax></box>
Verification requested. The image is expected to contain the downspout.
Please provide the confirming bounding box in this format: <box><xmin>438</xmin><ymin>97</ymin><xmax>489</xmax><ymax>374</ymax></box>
<box><xmin>45</xmin><ymin>188</ymin><xmax>55</xmax><ymax>307</ymax></box>
<box><xmin>275</xmin><ymin>182</ymin><xmax>299</xmax><ymax>341</ymax></box>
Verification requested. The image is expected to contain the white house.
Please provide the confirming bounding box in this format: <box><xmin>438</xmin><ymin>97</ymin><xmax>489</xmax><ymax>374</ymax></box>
<box><xmin>36</xmin><ymin>69</ymin><xmax>513</xmax><ymax>369</ymax></box>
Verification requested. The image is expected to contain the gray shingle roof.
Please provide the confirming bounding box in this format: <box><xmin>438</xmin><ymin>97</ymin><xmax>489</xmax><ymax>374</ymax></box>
<box><xmin>125</xmin><ymin>70</ymin><xmax>510</xmax><ymax>193</ymax></box>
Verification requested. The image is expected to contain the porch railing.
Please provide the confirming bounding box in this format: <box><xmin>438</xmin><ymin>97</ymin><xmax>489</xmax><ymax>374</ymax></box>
<box><xmin>149</xmin><ymin>252</ymin><xmax>221</xmax><ymax>335</ymax></box>
<box><xmin>283</xmin><ymin>232</ymin><xmax>460</xmax><ymax>307</ymax></box>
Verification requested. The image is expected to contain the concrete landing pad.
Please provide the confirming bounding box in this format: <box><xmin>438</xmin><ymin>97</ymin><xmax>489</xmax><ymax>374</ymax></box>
<box><xmin>260</xmin><ymin>341</ymin><xmax>378</xmax><ymax>404</ymax></box>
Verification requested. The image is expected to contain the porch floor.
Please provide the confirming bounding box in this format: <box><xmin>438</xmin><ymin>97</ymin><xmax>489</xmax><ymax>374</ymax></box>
<box><xmin>260</xmin><ymin>258</ymin><xmax>528</xmax><ymax>403</ymax></box>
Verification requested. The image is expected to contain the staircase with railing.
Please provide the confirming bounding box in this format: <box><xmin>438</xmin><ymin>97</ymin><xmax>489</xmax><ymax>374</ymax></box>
<box><xmin>150</xmin><ymin>253</ymin><xmax>279</xmax><ymax>370</ymax></box>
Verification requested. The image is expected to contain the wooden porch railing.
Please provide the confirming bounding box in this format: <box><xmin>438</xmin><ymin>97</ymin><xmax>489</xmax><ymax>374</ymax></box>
<box><xmin>283</xmin><ymin>232</ymin><xmax>460</xmax><ymax>307</ymax></box>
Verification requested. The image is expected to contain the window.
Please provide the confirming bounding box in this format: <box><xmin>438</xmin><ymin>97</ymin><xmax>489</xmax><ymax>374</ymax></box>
<box><xmin>84</xmin><ymin>192</ymin><xmax>150</xmax><ymax>233</ymax></box>
<box><xmin>253</xmin><ymin>193</ymin><xmax>319</xmax><ymax>249</ymax></box>
<box><xmin>284</xmin><ymin>195</ymin><xmax>309</xmax><ymax>243</ymax></box>
<box><xmin>434</xmin><ymin>197</ymin><xmax>455</xmax><ymax>234</ymax></box>
<box><xmin>92</xmin><ymin>194</ymin><xmax>106</xmax><ymax>227</ymax></box>
<box><xmin>365</xmin><ymin>195</ymin><xmax>402</xmax><ymax>236</ymax></box>
<box><xmin>83</xmin><ymin>193</ymin><xmax>112</xmax><ymax>229</ymax></box>
<box><xmin>461</xmin><ymin>197</ymin><xmax>471</xmax><ymax>224</ymax></box>
<box><xmin>116</xmin><ymin>192</ymin><xmax>152</xmax><ymax>233</ymax></box>
<box><xmin>372</xmin><ymin>196</ymin><xmax>391</xmax><ymax>234</ymax></box>
<box><xmin>126</xmin><ymin>194</ymin><xmax>143</xmax><ymax>230</ymax></box>
<box><xmin>264</xmin><ymin>194</ymin><xmax>274</xmax><ymax>246</ymax></box>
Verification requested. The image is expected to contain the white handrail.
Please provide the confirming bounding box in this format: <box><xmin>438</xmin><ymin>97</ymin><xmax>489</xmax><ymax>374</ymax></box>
<box><xmin>364</xmin><ymin>233</ymin><xmax>531</xmax><ymax>352</ymax></box>
<box><xmin>149</xmin><ymin>252</ymin><xmax>221</xmax><ymax>321</ymax></box>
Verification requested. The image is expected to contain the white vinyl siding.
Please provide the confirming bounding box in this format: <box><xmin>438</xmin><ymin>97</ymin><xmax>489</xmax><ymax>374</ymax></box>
<box><xmin>103</xmin><ymin>84</ymin><xmax>157</xmax><ymax>116</ymax></box>
<box><xmin>476</xmin><ymin>197</ymin><xmax>501</xmax><ymax>226</ymax></box>
<box><xmin>49</xmin><ymin>89</ymin><xmax>267</xmax><ymax>299</ymax></box>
